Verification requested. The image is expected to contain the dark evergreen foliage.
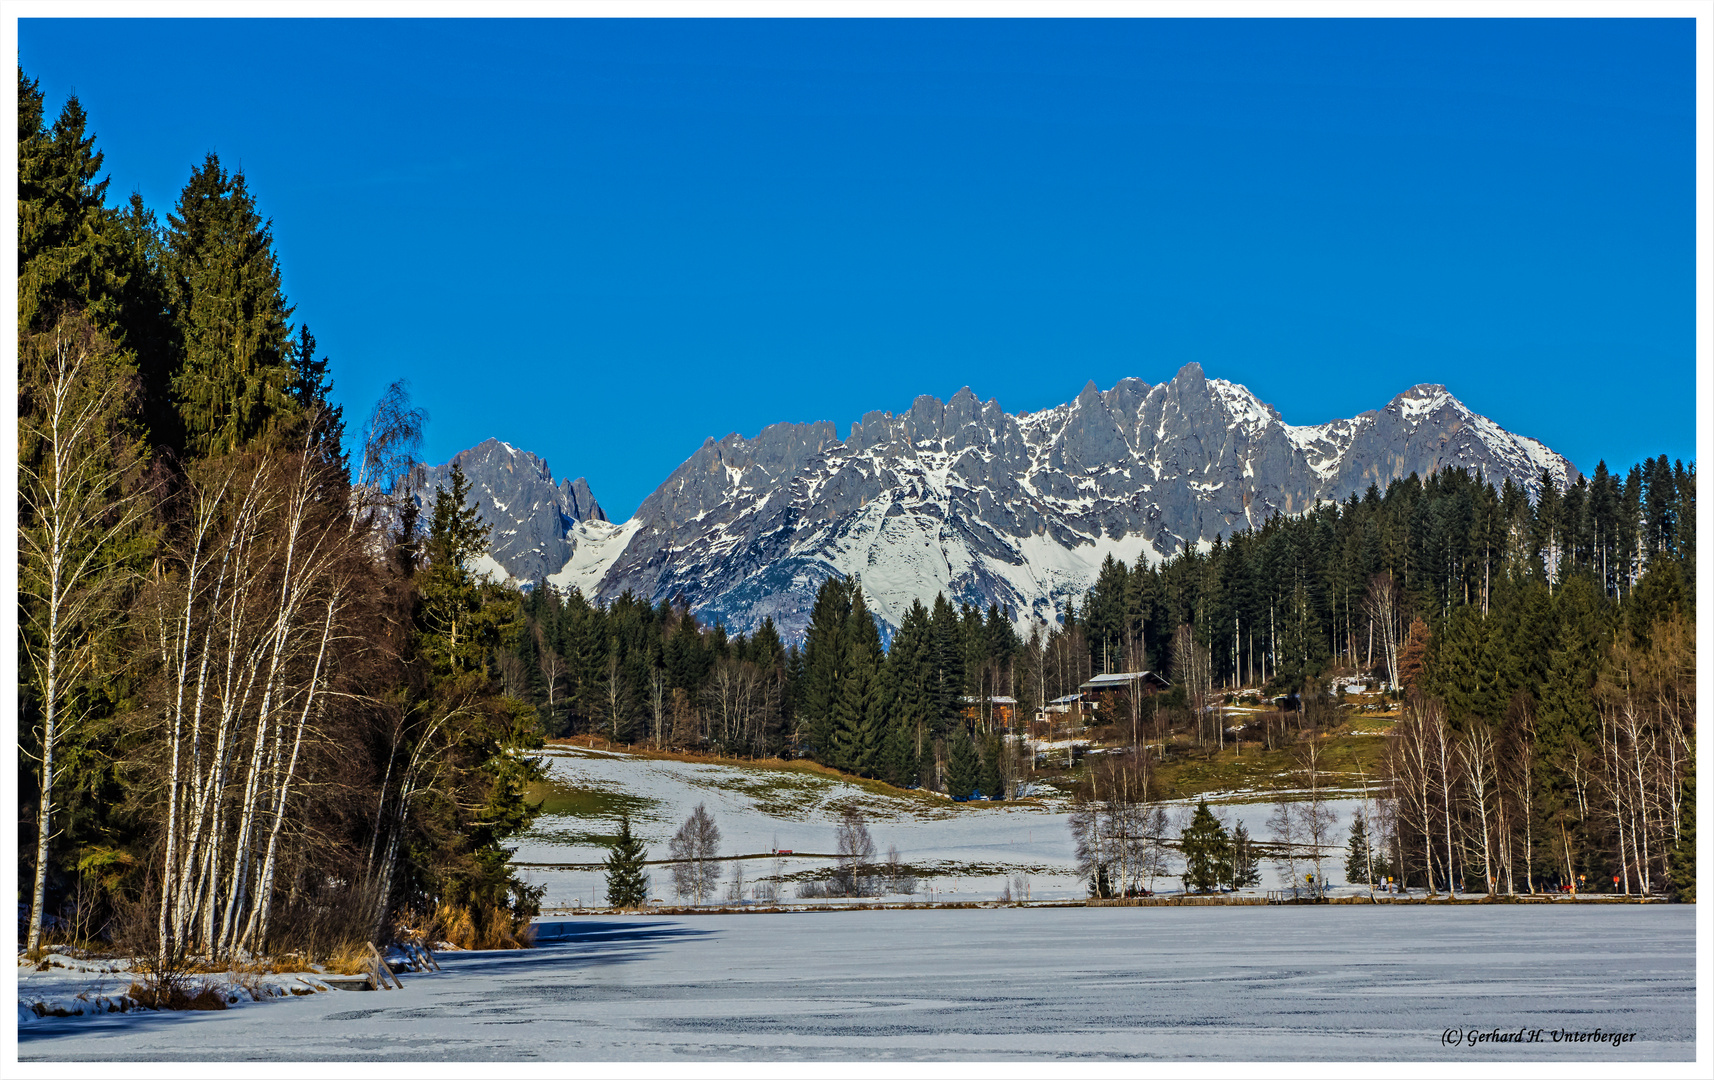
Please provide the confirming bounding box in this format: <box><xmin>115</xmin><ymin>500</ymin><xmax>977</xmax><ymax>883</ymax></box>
<box><xmin>603</xmin><ymin>812</ymin><xmax>650</xmax><ymax>908</ymax></box>
<box><xmin>1180</xmin><ymin>800</ymin><xmax>1232</xmax><ymax>893</ymax></box>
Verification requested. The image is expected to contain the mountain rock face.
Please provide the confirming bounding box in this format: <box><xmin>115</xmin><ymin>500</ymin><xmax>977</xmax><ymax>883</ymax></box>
<box><xmin>409</xmin><ymin>438</ymin><xmax>606</xmax><ymax>584</ymax></box>
<box><xmin>430</xmin><ymin>365</ymin><xmax>1578</xmax><ymax>639</ymax></box>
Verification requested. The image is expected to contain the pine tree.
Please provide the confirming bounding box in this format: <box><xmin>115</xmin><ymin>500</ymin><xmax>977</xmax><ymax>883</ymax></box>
<box><xmin>1345</xmin><ymin>815</ymin><xmax>1372</xmax><ymax>887</ymax></box>
<box><xmin>944</xmin><ymin>723</ymin><xmax>980</xmax><ymax>799</ymax></box>
<box><xmin>1230</xmin><ymin>821</ymin><xmax>1262</xmax><ymax>888</ymax></box>
<box><xmin>420</xmin><ymin>463</ymin><xmax>514</xmax><ymax>676</ymax></box>
<box><xmin>1179</xmin><ymin>800</ymin><xmax>1232</xmax><ymax>893</ymax></box>
<box><xmin>799</xmin><ymin>577</ymin><xmax>853</xmax><ymax>761</ymax></box>
<box><xmin>165</xmin><ymin>153</ymin><xmax>296</xmax><ymax>457</ymax></box>
<box><xmin>604</xmin><ymin>813</ymin><xmax>650</xmax><ymax>908</ymax></box>
<box><xmin>978</xmin><ymin>733</ymin><xmax>1003</xmax><ymax>800</ymax></box>
<box><xmin>829</xmin><ymin>589</ymin><xmax>884</xmax><ymax>775</ymax></box>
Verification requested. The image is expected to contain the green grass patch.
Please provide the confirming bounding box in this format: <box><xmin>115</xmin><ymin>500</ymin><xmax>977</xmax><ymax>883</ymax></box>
<box><xmin>1148</xmin><ymin>723</ymin><xmax>1390</xmax><ymax>802</ymax></box>
<box><xmin>526</xmin><ymin>778</ymin><xmax>658</xmax><ymax>822</ymax></box>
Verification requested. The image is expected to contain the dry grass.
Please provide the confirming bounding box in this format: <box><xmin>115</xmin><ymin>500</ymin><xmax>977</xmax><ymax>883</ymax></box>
<box><xmin>427</xmin><ymin>902</ymin><xmax>536</xmax><ymax>951</ymax></box>
<box><xmin>322</xmin><ymin>940</ymin><xmax>382</xmax><ymax>976</ymax></box>
<box><xmin>125</xmin><ymin>980</ymin><xmax>228</xmax><ymax>1011</ymax></box>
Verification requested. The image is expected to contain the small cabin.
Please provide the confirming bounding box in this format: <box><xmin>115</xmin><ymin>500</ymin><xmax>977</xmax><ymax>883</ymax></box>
<box><xmin>1078</xmin><ymin>671</ymin><xmax>1170</xmax><ymax>714</ymax></box>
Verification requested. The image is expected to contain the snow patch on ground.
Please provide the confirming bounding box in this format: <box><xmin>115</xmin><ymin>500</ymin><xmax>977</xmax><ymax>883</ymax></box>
<box><xmin>514</xmin><ymin>748</ymin><xmax>1369</xmax><ymax>909</ymax></box>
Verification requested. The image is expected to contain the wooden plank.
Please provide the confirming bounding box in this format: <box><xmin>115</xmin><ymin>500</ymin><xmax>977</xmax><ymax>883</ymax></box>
<box><xmin>367</xmin><ymin>942</ymin><xmax>403</xmax><ymax>990</ymax></box>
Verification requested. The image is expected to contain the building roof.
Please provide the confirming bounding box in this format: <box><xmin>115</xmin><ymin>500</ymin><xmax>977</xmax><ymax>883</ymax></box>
<box><xmin>1079</xmin><ymin>671</ymin><xmax>1170</xmax><ymax>691</ymax></box>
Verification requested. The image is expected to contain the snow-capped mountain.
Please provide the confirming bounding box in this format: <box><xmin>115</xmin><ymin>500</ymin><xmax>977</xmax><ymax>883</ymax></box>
<box><xmin>408</xmin><ymin>438</ymin><xmax>606</xmax><ymax>584</ymax></box>
<box><xmin>418</xmin><ymin>364</ymin><xmax>1578</xmax><ymax>639</ymax></box>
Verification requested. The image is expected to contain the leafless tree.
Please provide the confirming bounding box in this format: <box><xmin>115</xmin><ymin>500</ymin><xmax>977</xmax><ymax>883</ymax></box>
<box><xmin>834</xmin><ymin>805</ymin><xmax>877</xmax><ymax>897</ymax></box>
<box><xmin>349</xmin><ymin>378</ymin><xmax>427</xmax><ymax>530</ymax></box>
<box><xmin>668</xmin><ymin>803</ymin><xmax>721</xmax><ymax>904</ymax></box>
<box><xmin>144</xmin><ymin>417</ymin><xmax>366</xmax><ymax>964</ymax></box>
<box><xmin>884</xmin><ymin>843</ymin><xmax>917</xmax><ymax>895</ymax></box>
<box><xmin>18</xmin><ymin>316</ymin><xmax>152</xmax><ymax>956</ymax></box>
<box><xmin>1293</xmin><ymin>737</ymin><xmax>1336</xmax><ymax>890</ymax></box>
<box><xmin>1362</xmin><ymin>573</ymin><xmax>1401</xmax><ymax>691</ymax></box>
<box><xmin>1459</xmin><ymin>720</ymin><xmax>1501</xmax><ymax>895</ymax></box>
<box><xmin>1173</xmin><ymin>625</ymin><xmax>1214</xmax><ymax>748</ymax></box>
<box><xmin>1267</xmin><ymin>796</ymin><xmax>1302</xmax><ymax>898</ymax></box>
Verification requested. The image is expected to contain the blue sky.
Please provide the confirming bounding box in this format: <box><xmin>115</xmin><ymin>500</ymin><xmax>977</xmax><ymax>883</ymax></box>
<box><xmin>20</xmin><ymin>18</ymin><xmax>1696</xmax><ymax>518</ymax></box>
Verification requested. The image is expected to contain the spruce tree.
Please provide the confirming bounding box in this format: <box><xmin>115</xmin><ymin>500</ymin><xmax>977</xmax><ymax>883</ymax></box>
<box><xmin>1179</xmin><ymin>800</ymin><xmax>1232</xmax><ymax>893</ymax></box>
<box><xmin>604</xmin><ymin>813</ymin><xmax>650</xmax><ymax>908</ymax></box>
<box><xmin>18</xmin><ymin>87</ymin><xmax>124</xmax><ymax>336</ymax></box>
<box><xmin>880</xmin><ymin>715</ymin><xmax>919</xmax><ymax>789</ymax></box>
<box><xmin>420</xmin><ymin>463</ymin><xmax>517</xmax><ymax>676</ymax></box>
<box><xmin>829</xmin><ymin>589</ymin><xmax>885</xmax><ymax>775</ymax></box>
<box><xmin>165</xmin><ymin>153</ymin><xmax>296</xmax><ymax>457</ymax></box>
<box><xmin>1229</xmin><ymin>820</ymin><xmax>1262</xmax><ymax>887</ymax></box>
<box><xmin>1345</xmin><ymin>815</ymin><xmax>1372</xmax><ymax>887</ymax></box>
<box><xmin>944</xmin><ymin>723</ymin><xmax>979</xmax><ymax>799</ymax></box>
<box><xmin>978</xmin><ymin>733</ymin><xmax>1003</xmax><ymax>800</ymax></box>
<box><xmin>799</xmin><ymin>577</ymin><xmax>853</xmax><ymax>761</ymax></box>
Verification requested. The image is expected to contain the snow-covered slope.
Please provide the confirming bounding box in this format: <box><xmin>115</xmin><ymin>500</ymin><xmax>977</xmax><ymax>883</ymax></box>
<box><xmin>423</xmin><ymin>365</ymin><xmax>1578</xmax><ymax>637</ymax></box>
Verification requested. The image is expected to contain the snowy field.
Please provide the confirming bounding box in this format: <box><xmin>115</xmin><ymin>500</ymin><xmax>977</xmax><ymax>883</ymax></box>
<box><xmin>18</xmin><ymin>906</ymin><xmax>1694</xmax><ymax>1061</ymax></box>
<box><xmin>515</xmin><ymin>746</ymin><xmax>1371</xmax><ymax>907</ymax></box>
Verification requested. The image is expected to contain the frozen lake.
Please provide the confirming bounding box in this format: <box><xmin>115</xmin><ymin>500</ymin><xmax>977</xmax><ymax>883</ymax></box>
<box><xmin>19</xmin><ymin>905</ymin><xmax>1695</xmax><ymax>1061</ymax></box>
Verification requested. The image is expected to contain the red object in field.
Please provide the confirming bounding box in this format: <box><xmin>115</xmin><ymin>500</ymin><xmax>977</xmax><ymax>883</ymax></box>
<box><xmin>775</xmin><ymin>849</ymin><xmax>792</xmax><ymax>856</ymax></box>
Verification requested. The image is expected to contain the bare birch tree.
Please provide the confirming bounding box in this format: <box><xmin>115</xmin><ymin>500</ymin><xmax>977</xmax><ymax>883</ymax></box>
<box><xmin>18</xmin><ymin>316</ymin><xmax>152</xmax><ymax>956</ymax></box>
<box><xmin>669</xmin><ymin>803</ymin><xmax>721</xmax><ymax>904</ymax></box>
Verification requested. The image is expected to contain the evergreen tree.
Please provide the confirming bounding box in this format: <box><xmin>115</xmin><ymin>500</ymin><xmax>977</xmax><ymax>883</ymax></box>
<box><xmin>1345</xmin><ymin>815</ymin><xmax>1373</xmax><ymax>887</ymax></box>
<box><xmin>928</xmin><ymin>593</ymin><xmax>964</xmax><ymax>737</ymax></box>
<box><xmin>944</xmin><ymin>723</ymin><xmax>980</xmax><ymax>799</ymax></box>
<box><xmin>799</xmin><ymin>576</ymin><xmax>853</xmax><ymax>760</ymax></box>
<box><xmin>879</xmin><ymin>715</ymin><xmax>919</xmax><ymax>789</ymax></box>
<box><xmin>420</xmin><ymin>463</ymin><xmax>515</xmax><ymax>675</ymax></box>
<box><xmin>288</xmin><ymin>322</ymin><xmax>344</xmax><ymax>445</ymax></box>
<box><xmin>1179</xmin><ymin>800</ymin><xmax>1232</xmax><ymax>893</ymax></box>
<box><xmin>18</xmin><ymin>86</ymin><xmax>124</xmax><ymax>336</ymax></box>
<box><xmin>164</xmin><ymin>153</ymin><xmax>296</xmax><ymax>457</ymax></box>
<box><xmin>978</xmin><ymin>733</ymin><xmax>1004</xmax><ymax>800</ymax></box>
<box><xmin>1087</xmin><ymin>861</ymin><xmax>1114</xmax><ymax>900</ymax></box>
<box><xmin>604</xmin><ymin>812</ymin><xmax>650</xmax><ymax>908</ymax></box>
<box><xmin>1230</xmin><ymin>820</ymin><xmax>1262</xmax><ymax>888</ymax></box>
<box><xmin>828</xmin><ymin>650</ymin><xmax>878</xmax><ymax>774</ymax></box>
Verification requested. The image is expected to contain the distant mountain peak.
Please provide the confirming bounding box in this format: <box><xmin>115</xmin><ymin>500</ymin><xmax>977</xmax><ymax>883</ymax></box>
<box><xmin>409</xmin><ymin>440</ymin><xmax>606</xmax><ymax>585</ymax></box>
<box><xmin>435</xmin><ymin>370</ymin><xmax>1578</xmax><ymax>636</ymax></box>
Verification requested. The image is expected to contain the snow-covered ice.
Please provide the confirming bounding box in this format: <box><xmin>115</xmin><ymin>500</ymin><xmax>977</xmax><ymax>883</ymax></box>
<box><xmin>17</xmin><ymin>906</ymin><xmax>1694</xmax><ymax>1061</ymax></box>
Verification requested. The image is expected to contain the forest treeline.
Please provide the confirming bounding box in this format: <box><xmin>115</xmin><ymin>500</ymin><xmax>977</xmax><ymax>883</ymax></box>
<box><xmin>17</xmin><ymin>72</ymin><xmax>544</xmax><ymax>965</ymax></box>
<box><xmin>504</xmin><ymin>427</ymin><xmax>1697</xmax><ymax>899</ymax></box>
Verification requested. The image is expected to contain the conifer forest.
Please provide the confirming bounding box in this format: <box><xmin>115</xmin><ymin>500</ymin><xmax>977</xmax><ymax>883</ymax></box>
<box><xmin>13</xmin><ymin>64</ymin><xmax>1698</xmax><ymax>986</ymax></box>
<box><xmin>18</xmin><ymin>72</ymin><xmax>546</xmax><ymax>966</ymax></box>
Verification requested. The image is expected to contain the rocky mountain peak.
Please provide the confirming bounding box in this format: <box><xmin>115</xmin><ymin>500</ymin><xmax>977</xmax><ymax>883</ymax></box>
<box><xmin>409</xmin><ymin>439</ymin><xmax>606</xmax><ymax>585</ymax></box>
<box><xmin>435</xmin><ymin>370</ymin><xmax>1581</xmax><ymax>640</ymax></box>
